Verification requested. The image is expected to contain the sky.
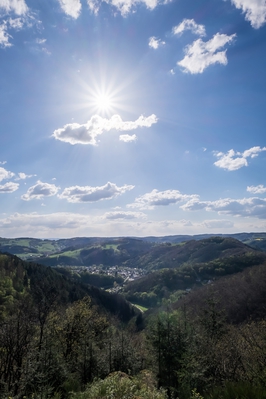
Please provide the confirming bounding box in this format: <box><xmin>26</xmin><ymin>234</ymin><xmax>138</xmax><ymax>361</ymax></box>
<box><xmin>0</xmin><ymin>0</ymin><xmax>266</xmax><ymax>238</ymax></box>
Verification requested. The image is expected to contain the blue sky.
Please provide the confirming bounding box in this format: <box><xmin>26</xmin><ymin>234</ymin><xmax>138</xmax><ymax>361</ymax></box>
<box><xmin>0</xmin><ymin>0</ymin><xmax>266</xmax><ymax>238</ymax></box>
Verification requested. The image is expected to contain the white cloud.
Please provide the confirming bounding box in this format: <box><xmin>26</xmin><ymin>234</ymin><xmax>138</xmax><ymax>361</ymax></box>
<box><xmin>8</xmin><ymin>17</ymin><xmax>23</xmax><ymax>29</ymax></box>
<box><xmin>103</xmin><ymin>211</ymin><xmax>146</xmax><ymax>220</ymax></box>
<box><xmin>173</xmin><ymin>19</ymin><xmax>206</xmax><ymax>37</ymax></box>
<box><xmin>53</xmin><ymin>114</ymin><xmax>157</xmax><ymax>145</ymax></box>
<box><xmin>86</xmin><ymin>0</ymin><xmax>161</xmax><ymax>15</ymax></box>
<box><xmin>128</xmin><ymin>189</ymin><xmax>198</xmax><ymax>210</ymax></box>
<box><xmin>214</xmin><ymin>146</ymin><xmax>266</xmax><ymax>171</ymax></box>
<box><xmin>15</xmin><ymin>172</ymin><xmax>36</xmax><ymax>180</ymax></box>
<box><xmin>58</xmin><ymin>182</ymin><xmax>134</xmax><ymax>203</ymax></box>
<box><xmin>0</xmin><ymin>0</ymin><xmax>28</xmax><ymax>15</ymax></box>
<box><xmin>21</xmin><ymin>180</ymin><xmax>60</xmax><ymax>201</ymax></box>
<box><xmin>36</xmin><ymin>38</ymin><xmax>46</xmax><ymax>44</ymax></box>
<box><xmin>0</xmin><ymin>166</ymin><xmax>14</xmax><ymax>181</ymax></box>
<box><xmin>247</xmin><ymin>184</ymin><xmax>266</xmax><ymax>194</ymax></box>
<box><xmin>202</xmin><ymin>219</ymin><xmax>234</xmax><ymax>229</ymax></box>
<box><xmin>230</xmin><ymin>0</ymin><xmax>266</xmax><ymax>28</ymax></box>
<box><xmin>148</xmin><ymin>36</ymin><xmax>165</xmax><ymax>49</ymax></box>
<box><xmin>178</xmin><ymin>33</ymin><xmax>236</xmax><ymax>74</ymax></box>
<box><xmin>119</xmin><ymin>134</ymin><xmax>137</xmax><ymax>142</ymax></box>
<box><xmin>0</xmin><ymin>182</ymin><xmax>19</xmax><ymax>193</ymax></box>
<box><xmin>0</xmin><ymin>23</ymin><xmax>12</xmax><ymax>47</ymax></box>
<box><xmin>58</xmin><ymin>0</ymin><xmax>82</xmax><ymax>18</ymax></box>
<box><xmin>181</xmin><ymin>195</ymin><xmax>266</xmax><ymax>220</ymax></box>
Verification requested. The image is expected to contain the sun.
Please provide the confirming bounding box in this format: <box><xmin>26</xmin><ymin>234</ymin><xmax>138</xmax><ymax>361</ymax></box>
<box><xmin>95</xmin><ymin>93</ymin><xmax>113</xmax><ymax>112</ymax></box>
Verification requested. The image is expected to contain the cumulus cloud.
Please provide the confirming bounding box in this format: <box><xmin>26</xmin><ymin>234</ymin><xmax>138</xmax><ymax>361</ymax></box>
<box><xmin>230</xmin><ymin>0</ymin><xmax>266</xmax><ymax>28</ymax></box>
<box><xmin>58</xmin><ymin>0</ymin><xmax>82</xmax><ymax>18</ymax></box>
<box><xmin>53</xmin><ymin>114</ymin><xmax>157</xmax><ymax>145</ymax></box>
<box><xmin>128</xmin><ymin>189</ymin><xmax>198</xmax><ymax>210</ymax></box>
<box><xmin>148</xmin><ymin>36</ymin><xmax>165</xmax><ymax>49</ymax></box>
<box><xmin>0</xmin><ymin>0</ymin><xmax>28</xmax><ymax>15</ymax></box>
<box><xmin>119</xmin><ymin>134</ymin><xmax>137</xmax><ymax>142</ymax></box>
<box><xmin>103</xmin><ymin>211</ymin><xmax>146</xmax><ymax>220</ymax></box>
<box><xmin>0</xmin><ymin>23</ymin><xmax>12</xmax><ymax>47</ymax></box>
<box><xmin>173</xmin><ymin>19</ymin><xmax>206</xmax><ymax>37</ymax></box>
<box><xmin>181</xmin><ymin>195</ymin><xmax>266</xmax><ymax>220</ymax></box>
<box><xmin>178</xmin><ymin>33</ymin><xmax>236</xmax><ymax>74</ymax></box>
<box><xmin>214</xmin><ymin>146</ymin><xmax>266</xmax><ymax>171</ymax></box>
<box><xmin>0</xmin><ymin>166</ymin><xmax>14</xmax><ymax>181</ymax></box>
<box><xmin>247</xmin><ymin>184</ymin><xmax>266</xmax><ymax>194</ymax></box>
<box><xmin>0</xmin><ymin>182</ymin><xmax>19</xmax><ymax>193</ymax></box>
<box><xmin>21</xmin><ymin>181</ymin><xmax>60</xmax><ymax>201</ymax></box>
<box><xmin>58</xmin><ymin>182</ymin><xmax>134</xmax><ymax>203</ymax></box>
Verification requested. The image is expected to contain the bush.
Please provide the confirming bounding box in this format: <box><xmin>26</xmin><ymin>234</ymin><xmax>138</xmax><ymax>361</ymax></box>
<box><xmin>72</xmin><ymin>371</ymin><xmax>167</xmax><ymax>399</ymax></box>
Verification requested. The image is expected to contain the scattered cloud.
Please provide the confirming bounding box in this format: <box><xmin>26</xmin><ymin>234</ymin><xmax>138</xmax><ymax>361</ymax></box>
<box><xmin>53</xmin><ymin>114</ymin><xmax>157</xmax><ymax>145</ymax></box>
<box><xmin>0</xmin><ymin>182</ymin><xmax>19</xmax><ymax>193</ymax></box>
<box><xmin>0</xmin><ymin>166</ymin><xmax>14</xmax><ymax>181</ymax></box>
<box><xmin>202</xmin><ymin>219</ymin><xmax>234</xmax><ymax>229</ymax></box>
<box><xmin>214</xmin><ymin>146</ymin><xmax>266</xmax><ymax>171</ymax></box>
<box><xmin>148</xmin><ymin>36</ymin><xmax>165</xmax><ymax>49</ymax></box>
<box><xmin>0</xmin><ymin>23</ymin><xmax>12</xmax><ymax>47</ymax></box>
<box><xmin>8</xmin><ymin>17</ymin><xmax>23</xmax><ymax>29</ymax></box>
<box><xmin>178</xmin><ymin>33</ymin><xmax>236</xmax><ymax>74</ymax></box>
<box><xmin>58</xmin><ymin>0</ymin><xmax>82</xmax><ymax>19</ymax></box>
<box><xmin>15</xmin><ymin>172</ymin><xmax>36</xmax><ymax>180</ymax></box>
<box><xmin>0</xmin><ymin>161</ymin><xmax>7</xmax><ymax>165</ymax></box>
<box><xmin>36</xmin><ymin>38</ymin><xmax>46</xmax><ymax>44</ymax></box>
<box><xmin>173</xmin><ymin>19</ymin><xmax>206</xmax><ymax>37</ymax></box>
<box><xmin>230</xmin><ymin>0</ymin><xmax>266</xmax><ymax>28</ymax></box>
<box><xmin>0</xmin><ymin>0</ymin><xmax>28</xmax><ymax>15</ymax></box>
<box><xmin>247</xmin><ymin>184</ymin><xmax>266</xmax><ymax>194</ymax></box>
<box><xmin>119</xmin><ymin>134</ymin><xmax>137</xmax><ymax>142</ymax></box>
<box><xmin>181</xmin><ymin>195</ymin><xmax>266</xmax><ymax>220</ymax></box>
<box><xmin>128</xmin><ymin>189</ymin><xmax>198</xmax><ymax>210</ymax></box>
<box><xmin>103</xmin><ymin>211</ymin><xmax>146</xmax><ymax>220</ymax></box>
<box><xmin>21</xmin><ymin>181</ymin><xmax>60</xmax><ymax>201</ymax></box>
<box><xmin>58</xmin><ymin>181</ymin><xmax>134</xmax><ymax>203</ymax></box>
<box><xmin>85</xmin><ymin>0</ymin><xmax>161</xmax><ymax>15</ymax></box>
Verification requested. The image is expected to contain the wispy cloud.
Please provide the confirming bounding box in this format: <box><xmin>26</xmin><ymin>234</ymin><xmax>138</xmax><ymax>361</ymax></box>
<box><xmin>87</xmin><ymin>0</ymin><xmax>162</xmax><ymax>16</ymax></box>
<box><xmin>15</xmin><ymin>172</ymin><xmax>36</xmax><ymax>180</ymax></box>
<box><xmin>173</xmin><ymin>19</ymin><xmax>206</xmax><ymax>37</ymax></box>
<box><xmin>21</xmin><ymin>181</ymin><xmax>60</xmax><ymax>201</ymax></box>
<box><xmin>0</xmin><ymin>23</ymin><xmax>12</xmax><ymax>48</ymax></box>
<box><xmin>53</xmin><ymin>114</ymin><xmax>157</xmax><ymax>145</ymax></box>
<box><xmin>119</xmin><ymin>134</ymin><xmax>137</xmax><ymax>142</ymax></box>
<box><xmin>202</xmin><ymin>219</ymin><xmax>234</xmax><ymax>229</ymax></box>
<box><xmin>128</xmin><ymin>189</ymin><xmax>198</xmax><ymax>210</ymax></box>
<box><xmin>58</xmin><ymin>182</ymin><xmax>134</xmax><ymax>203</ymax></box>
<box><xmin>0</xmin><ymin>0</ymin><xmax>28</xmax><ymax>15</ymax></box>
<box><xmin>178</xmin><ymin>33</ymin><xmax>236</xmax><ymax>74</ymax></box>
<box><xmin>247</xmin><ymin>184</ymin><xmax>266</xmax><ymax>194</ymax></box>
<box><xmin>230</xmin><ymin>0</ymin><xmax>266</xmax><ymax>28</ymax></box>
<box><xmin>148</xmin><ymin>36</ymin><xmax>165</xmax><ymax>49</ymax></box>
<box><xmin>58</xmin><ymin>0</ymin><xmax>82</xmax><ymax>18</ymax></box>
<box><xmin>214</xmin><ymin>146</ymin><xmax>266</xmax><ymax>171</ymax></box>
<box><xmin>103</xmin><ymin>211</ymin><xmax>146</xmax><ymax>220</ymax></box>
<box><xmin>0</xmin><ymin>182</ymin><xmax>19</xmax><ymax>193</ymax></box>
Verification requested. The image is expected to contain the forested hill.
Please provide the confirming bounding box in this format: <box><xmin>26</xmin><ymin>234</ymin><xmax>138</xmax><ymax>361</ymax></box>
<box><xmin>0</xmin><ymin>251</ymin><xmax>137</xmax><ymax>323</ymax></box>
<box><xmin>1</xmin><ymin>232</ymin><xmax>266</xmax><ymax>264</ymax></box>
<box><xmin>122</xmin><ymin>237</ymin><xmax>266</xmax><ymax>307</ymax></box>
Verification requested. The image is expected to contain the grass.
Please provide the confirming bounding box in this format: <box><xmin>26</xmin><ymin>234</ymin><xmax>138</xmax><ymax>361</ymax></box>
<box><xmin>132</xmin><ymin>303</ymin><xmax>149</xmax><ymax>312</ymax></box>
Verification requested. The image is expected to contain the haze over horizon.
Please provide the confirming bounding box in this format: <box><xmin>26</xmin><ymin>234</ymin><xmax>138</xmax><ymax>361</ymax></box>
<box><xmin>1</xmin><ymin>0</ymin><xmax>266</xmax><ymax>238</ymax></box>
